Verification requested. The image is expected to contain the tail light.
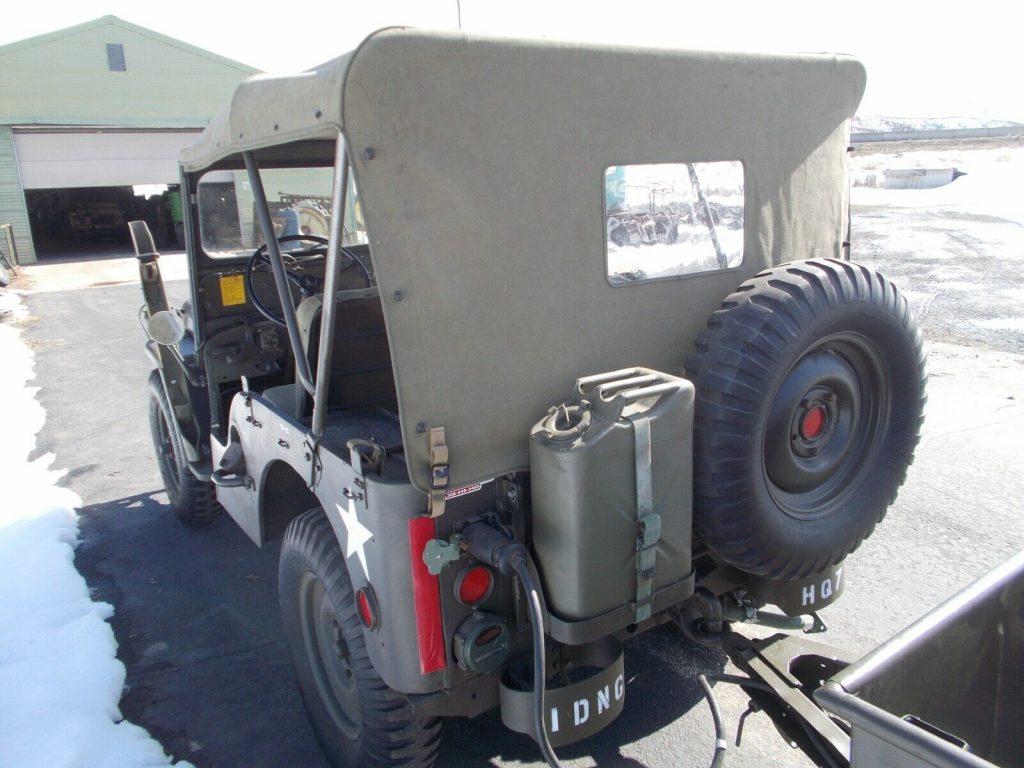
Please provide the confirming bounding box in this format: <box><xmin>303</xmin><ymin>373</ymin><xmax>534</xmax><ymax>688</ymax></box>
<box><xmin>455</xmin><ymin>564</ymin><xmax>494</xmax><ymax>606</ymax></box>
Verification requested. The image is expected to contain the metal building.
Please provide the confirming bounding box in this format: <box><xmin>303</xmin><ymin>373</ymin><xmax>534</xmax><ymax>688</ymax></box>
<box><xmin>0</xmin><ymin>16</ymin><xmax>256</xmax><ymax>263</ymax></box>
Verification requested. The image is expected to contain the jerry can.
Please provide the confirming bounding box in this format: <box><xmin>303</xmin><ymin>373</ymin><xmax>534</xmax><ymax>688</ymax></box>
<box><xmin>529</xmin><ymin>367</ymin><xmax>694</xmax><ymax>626</ymax></box>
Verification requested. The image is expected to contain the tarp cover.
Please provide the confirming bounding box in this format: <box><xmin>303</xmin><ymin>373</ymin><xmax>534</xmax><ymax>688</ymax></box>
<box><xmin>186</xmin><ymin>29</ymin><xmax>866</xmax><ymax>494</ymax></box>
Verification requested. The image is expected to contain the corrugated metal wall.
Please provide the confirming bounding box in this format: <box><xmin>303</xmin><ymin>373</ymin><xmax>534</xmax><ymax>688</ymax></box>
<box><xmin>0</xmin><ymin>127</ymin><xmax>34</xmax><ymax>263</ymax></box>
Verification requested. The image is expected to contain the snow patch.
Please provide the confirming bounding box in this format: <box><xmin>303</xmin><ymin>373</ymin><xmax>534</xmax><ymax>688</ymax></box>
<box><xmin>0</xmin><ymin>289</ymin><xmax>190</xmax><ymax>768</ymax></box>
<box><xmin>850</xmin><ymin>143</ymin><xmax>1024</xmax><ymax>352</ymax></box>
<box><xmin>853</xmin><ymin>115</ymin><xmax>1023</xmax><ymax>133</ymax></box>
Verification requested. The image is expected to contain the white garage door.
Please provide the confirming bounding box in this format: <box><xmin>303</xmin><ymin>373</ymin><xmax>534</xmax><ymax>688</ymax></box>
<box><xmin>14</xmin><ymin>129</ymin><xmax>201</xmax><ymax>189</ymax></box>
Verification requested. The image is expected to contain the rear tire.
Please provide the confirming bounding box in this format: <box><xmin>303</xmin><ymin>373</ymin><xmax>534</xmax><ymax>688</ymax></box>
<box><xmin>147</xmin><ymin>370</ymin><xmax>220</xmax><ymax>525</ymax></box>
<box><xmin>279</xmin><ymin>510</ymin><xmax>441</xmax><ymax>768</ymax></box>
<box><xmin>686</xmin><ymin>259</ymin><xmax>926</xmax><ymax>579</ymax></box>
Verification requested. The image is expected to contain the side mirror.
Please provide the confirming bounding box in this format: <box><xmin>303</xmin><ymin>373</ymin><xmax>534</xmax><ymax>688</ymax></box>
<box><xmin>128</xmin><ymin>220</ymin><xmax>158</xmax><ymax>260</ymax></box>
<box><xmin>147</xmin><ymin>310</ymin><xmax>186</xmax><ymax>346</ymax></box>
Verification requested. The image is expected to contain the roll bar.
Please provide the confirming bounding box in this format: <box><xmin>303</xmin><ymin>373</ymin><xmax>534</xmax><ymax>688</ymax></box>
<box><xmin>311</xmin><ymin>135</ymin><xmax>352</xmax><ymax>437</ymax></box>
<box><xmin>242</xmin><ymin>134</ymin><xmax>352</xmax><ymax>438</ymax></box>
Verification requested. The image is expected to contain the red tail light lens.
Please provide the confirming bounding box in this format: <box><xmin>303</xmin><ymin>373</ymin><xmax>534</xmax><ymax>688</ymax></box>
<box><xmin>355</xmin><ymin>586</ymin><xmax>378</xmax><ymax>630</ymax></box>
<box><xmin>456</xmin><ymin>565</ymin><xmax>494</xmax><ymax>606</ymax></box>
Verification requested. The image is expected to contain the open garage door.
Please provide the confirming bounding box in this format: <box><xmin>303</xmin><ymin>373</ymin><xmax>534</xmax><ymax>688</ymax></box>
<box><xmin>15</xmin><ymin>129</ymin><xmax>200</xmax><ymax>259</ymax></box>
<box><xmin>14</xmin><ymin>129</ymin><xmax>200</xmax><ymax>189</ymax></box>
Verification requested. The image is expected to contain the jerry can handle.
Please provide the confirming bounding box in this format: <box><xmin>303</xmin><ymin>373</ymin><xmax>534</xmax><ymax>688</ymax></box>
<box><xmin>576</xmin><ymin>368</ymin><xmax>684</xmax><ymax>419</ymax></box>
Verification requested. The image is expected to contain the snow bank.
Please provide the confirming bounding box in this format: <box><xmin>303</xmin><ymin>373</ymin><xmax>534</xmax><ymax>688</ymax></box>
<box><xmin>851</xmin><ymin>145</ymin><xmax>1024</xmax><ymax>224</ymax></box>
<box><xmin>0</xmin><ymin>289</ymin><xmax>189</xmax><ymax>768</ymax></box>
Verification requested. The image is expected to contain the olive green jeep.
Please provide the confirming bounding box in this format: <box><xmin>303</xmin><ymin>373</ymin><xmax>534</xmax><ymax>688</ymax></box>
<box><xmin>131</xmin><ymin>29</ymin><xmax>935</xmax><ymax>768</ymax></box>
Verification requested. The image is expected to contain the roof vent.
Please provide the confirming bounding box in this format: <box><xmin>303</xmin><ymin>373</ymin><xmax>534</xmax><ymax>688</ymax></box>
<box><xmin>106</xmin><ymin>43</ymin><xmax>126</xmax><ymax>72</ymax></box>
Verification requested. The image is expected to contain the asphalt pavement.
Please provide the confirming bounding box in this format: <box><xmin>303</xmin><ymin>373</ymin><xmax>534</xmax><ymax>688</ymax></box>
<box><xmin>16</xmin><ymin>191</ymin><xmax>1024</xmax><ymax>768</ymax></box>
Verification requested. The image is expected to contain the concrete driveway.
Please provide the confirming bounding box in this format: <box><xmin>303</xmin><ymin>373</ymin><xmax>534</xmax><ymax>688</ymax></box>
<box><xmin>15</xmin><ymin>157</ymin><xmax>1024</xmax><ymax>767</ymax></box>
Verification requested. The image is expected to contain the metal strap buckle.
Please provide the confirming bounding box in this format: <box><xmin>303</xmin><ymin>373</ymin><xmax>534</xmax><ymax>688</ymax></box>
<box><xmin>637</xmin><ymin>513</ymin><xmax>662</xmax><ymax>551</ymax></box>
<box><xmin>427</xmin><ymin>426</ymin><xmax>449</xmax><ymax>517</ymax></box>
<box><xmin>430</xmin><ymin>462</ymin><xmax>449</xmax><ymax>490</ymax></box>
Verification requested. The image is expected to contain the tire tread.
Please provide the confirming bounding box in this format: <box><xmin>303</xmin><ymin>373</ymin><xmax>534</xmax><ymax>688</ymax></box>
<box><xmin>686</xmin><ymin>259</ymin><xmax>927</xmax><ymax>579</ymax></box>
<box><xmin>281</xmin><ymin>510</ymin><xmax>441</xmax><ymax>768</ymax></box>
<box><xmin>148</xmin><ymin>370</ymin><xmax>221</xmax><ymax>525</ymax></box>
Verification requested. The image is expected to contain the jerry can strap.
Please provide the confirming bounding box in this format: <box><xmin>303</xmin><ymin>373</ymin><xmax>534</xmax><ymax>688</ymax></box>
<box><xmin>629</xmin><ymin>414</ymin><xmax>660</xmax><ymax>621</ymax></box>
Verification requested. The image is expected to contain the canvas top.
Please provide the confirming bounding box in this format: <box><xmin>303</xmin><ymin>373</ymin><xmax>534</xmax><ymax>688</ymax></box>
<box><xmin>182</xmin><ymin>28</ymin><xmax>867</xmax><ymax>494</ymax></box>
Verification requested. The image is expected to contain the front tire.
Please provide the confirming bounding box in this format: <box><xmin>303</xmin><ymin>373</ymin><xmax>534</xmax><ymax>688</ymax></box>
<box><xmin>279</xmin><ymin>510</ymin><xmax>441</xmax><ymax>768</ymax></box>
<box><xmin>147</xmin><ymin>370</ymin><xmax>220</xmax><ymax>525</ymax></box>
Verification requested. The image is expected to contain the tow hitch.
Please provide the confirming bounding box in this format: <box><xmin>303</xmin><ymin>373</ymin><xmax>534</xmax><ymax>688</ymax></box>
<box><xmin>720</xmin><ymin>631</ymin><xmax>854</xmax><ymax>767</ymax></box>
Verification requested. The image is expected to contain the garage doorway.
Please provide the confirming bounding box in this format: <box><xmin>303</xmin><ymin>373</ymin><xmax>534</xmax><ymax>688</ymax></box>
<box><xmin>13</xmin><ymin>128</ymin><xmax>199</xmax><ymax>261</ymax></box>
<box><xmin>25</xmin><ymin>185</ymin><xmax>180</xmax><ymax>260</ymax></box>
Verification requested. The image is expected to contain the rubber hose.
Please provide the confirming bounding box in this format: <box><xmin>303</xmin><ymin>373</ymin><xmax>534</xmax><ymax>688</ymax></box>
<box><xmin>512</xmin><ymin>559</ymin><xmax>565</xmax><ymax>768</ymax></box>
<box><xmin>698</xmin><ymin>674</ymin><xmax>728</xmax><ymax>768</ymax></box>
<box><xmin>703</xmin><ymin>672</ymin><xmax>775</xmax><ymax>695</ymax></box>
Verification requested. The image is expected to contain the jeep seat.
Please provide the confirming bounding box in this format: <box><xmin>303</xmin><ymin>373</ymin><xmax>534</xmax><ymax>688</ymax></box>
<box><xmin>294</xmin><ymin>291</ymin><xmax>399</xmax><ymax>415</ymax></box>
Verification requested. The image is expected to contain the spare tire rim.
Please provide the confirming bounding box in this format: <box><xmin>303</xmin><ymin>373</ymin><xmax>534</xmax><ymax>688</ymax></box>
<box><xmin>298</xmin><ymin>573</ymin><xmax>363</xmax><ymax>739</ymax></box>
<box><xmin>763</xmin><ymin>332</ymin><xmax>889</xmax><ymax>520</ymax></box>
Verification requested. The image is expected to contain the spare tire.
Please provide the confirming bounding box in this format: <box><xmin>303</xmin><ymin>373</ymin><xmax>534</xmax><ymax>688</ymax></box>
<box><xmin>685</xmin><ymin>259</ymin><xmax>926</xmax><ymax>579</ymax></box>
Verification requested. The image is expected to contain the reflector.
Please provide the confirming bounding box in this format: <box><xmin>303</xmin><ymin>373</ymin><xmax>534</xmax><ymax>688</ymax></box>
<box><xmin>355</xmin><ymin>586</ymin><xmax>378</xmax><ymax>630</ymax></box>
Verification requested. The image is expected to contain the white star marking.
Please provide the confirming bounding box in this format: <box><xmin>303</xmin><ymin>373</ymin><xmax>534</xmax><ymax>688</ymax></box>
<box><xmin>337</xmin><ymin>497</ymin><xmax>373</xmax><ymax>576</ymax></box>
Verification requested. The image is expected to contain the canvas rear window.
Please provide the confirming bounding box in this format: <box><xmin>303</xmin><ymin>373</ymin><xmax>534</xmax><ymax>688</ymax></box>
<box><xmin>605</xmin><ymin>161</ymin><xmax>744</xmax><ymax>284</ymax></box>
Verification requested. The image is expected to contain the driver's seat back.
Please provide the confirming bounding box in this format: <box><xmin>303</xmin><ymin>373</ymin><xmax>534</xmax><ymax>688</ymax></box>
<box><xmin>296</xmin><ymin>293</ymin><xmax>398</xmax><ymax>414</ymax></box>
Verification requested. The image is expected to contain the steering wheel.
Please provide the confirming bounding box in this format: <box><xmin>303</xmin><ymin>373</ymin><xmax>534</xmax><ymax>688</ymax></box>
<box><xmin>245</xmin><ymin>235</ymin><xmax>375</xmax><ymax>327</ymax></box>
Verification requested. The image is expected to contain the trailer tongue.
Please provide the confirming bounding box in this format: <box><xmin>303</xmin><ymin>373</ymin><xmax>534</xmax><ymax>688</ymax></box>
<box><xmin>708</xmin><ymin>551</ymin><xmax>1024</xmax><ymax>768</ymax></box>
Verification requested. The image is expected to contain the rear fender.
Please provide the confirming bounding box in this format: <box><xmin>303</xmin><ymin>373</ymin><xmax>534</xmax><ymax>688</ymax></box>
<box><xmin>216</xmin><ymin>392</ymin><xmax>452</xmax><ymax>696</ymax></box>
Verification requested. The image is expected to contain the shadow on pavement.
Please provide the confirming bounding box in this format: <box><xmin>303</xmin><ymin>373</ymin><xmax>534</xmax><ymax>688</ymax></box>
<box><xmin>75</xmin><ymin>490</ymin><xmax>726</xmax><ymax>768</ymax></box>
<box><xmin>75</xmin><ymin>490</ymin><xmax>327</xmax><ymax>768</ymax></box>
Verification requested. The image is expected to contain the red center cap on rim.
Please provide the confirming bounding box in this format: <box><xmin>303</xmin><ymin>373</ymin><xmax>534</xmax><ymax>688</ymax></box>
<box><xmin>801</xmin><ymin>405</ymin><xmax>827</xmax><ymax>440</ymax></box>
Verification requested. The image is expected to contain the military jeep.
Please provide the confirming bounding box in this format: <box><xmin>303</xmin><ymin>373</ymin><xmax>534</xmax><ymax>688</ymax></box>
<box><xmin>132</xmin><ymin>29</ymin><xmax>933</xmax><ymax>768</ymax></box>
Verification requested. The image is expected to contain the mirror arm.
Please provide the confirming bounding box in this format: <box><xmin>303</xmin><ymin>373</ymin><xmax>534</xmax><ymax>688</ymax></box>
<box><xmin>243</xmin><ymin>151</ymin><xmax>316</xmax><ymax>397</ymax></box>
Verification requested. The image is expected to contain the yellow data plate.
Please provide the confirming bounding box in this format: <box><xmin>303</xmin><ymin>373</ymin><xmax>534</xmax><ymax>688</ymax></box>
<box><xmin>219</xmin><ymin>274</ymin><xmax>247</xmax><ymax>307</ymax></box>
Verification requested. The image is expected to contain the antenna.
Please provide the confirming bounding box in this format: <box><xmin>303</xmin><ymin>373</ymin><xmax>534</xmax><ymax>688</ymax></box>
<box><xmin>456</xmin><ymin>0</ymin><xmax>462</xmax><ymax>29</ymax></box>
